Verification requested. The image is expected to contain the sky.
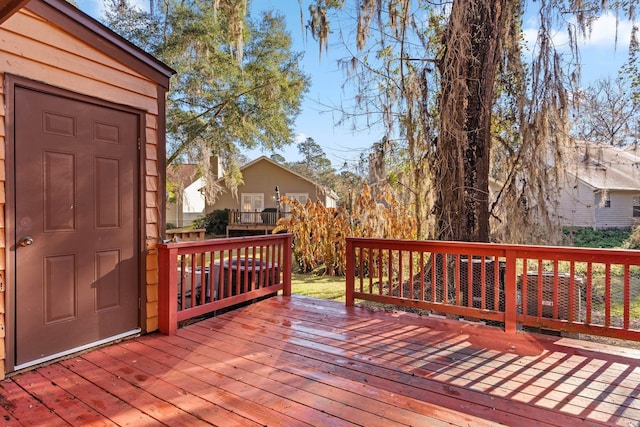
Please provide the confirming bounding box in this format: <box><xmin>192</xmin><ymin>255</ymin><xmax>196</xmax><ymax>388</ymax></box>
<box><xmin>76</xmin><ymin>0</ymin><xmax>634</xmax><ymax>169</ymax></box>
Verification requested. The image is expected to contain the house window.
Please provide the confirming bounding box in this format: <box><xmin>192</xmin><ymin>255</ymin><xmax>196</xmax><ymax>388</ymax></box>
<box><xmin>242</xmin><ymin>193</ymin><xmax>264</xmax><ymax>211</ymax></box>
<box><xmin>284</xmin><ymin>193</ymin><xmax>309</xmax><ymax>213</ymax></box>
<box><xmin>633</xmin><ymin>195</ymin><xmax>640</xmax><ymax>217</ymax></box>
<box><xmin>241</xmin><ymin>193</ymin><xmax>263</xmax><ymax>222</ymax></box>
<box><xmin>599</xmin><ymin>192</ymin><xmax>611</xmax><ymax>208</ymax></box>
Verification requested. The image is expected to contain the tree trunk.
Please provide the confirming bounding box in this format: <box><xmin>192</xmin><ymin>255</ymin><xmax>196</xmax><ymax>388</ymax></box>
<box><xmin>436</xmin><ymin>0</ymin><xmax>511</xmax><ymax>242</ymax></box>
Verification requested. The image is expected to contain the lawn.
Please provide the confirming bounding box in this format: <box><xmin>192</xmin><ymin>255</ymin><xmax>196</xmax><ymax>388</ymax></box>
<box><xmin>291</xmin><ymin>273</ymin><xmax>347</xmax><ymax>302</ymax></box>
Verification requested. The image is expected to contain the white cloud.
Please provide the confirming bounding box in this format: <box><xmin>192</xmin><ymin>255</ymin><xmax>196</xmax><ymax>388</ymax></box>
<box><xmin>579</xmin><ymin>12</ymin><xmax>633</xmax><ymax>48</ymax></box>
<box><xmin>130</xmin><ymin>0</ymin><xmax>150</xmax><ymax>12</ymax></box>
<box><xmin>523</xmin><ymin>11</ymin><xmax>633</xmax><ymax>53</ymax></box>
<box><xmin>81</xmin><ymin>0</ymin><xmax>105</xmax><ymax>17</ymax></box>
<box><xmin>521</xmin><ymin>10</ymin><xmax>633</xmax><ymax>83</ymax></box>
<box><xmin>294</xmin><ymin>133</ymin><xmax>308</xmax><ymax>143</ymax></box>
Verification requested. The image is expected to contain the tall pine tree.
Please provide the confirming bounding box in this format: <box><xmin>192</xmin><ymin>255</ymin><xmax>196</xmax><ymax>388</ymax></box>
<box><xmin>104</xmin><ymin>0</ymin><xmax>309</xmax><ymax>201</ymax></box>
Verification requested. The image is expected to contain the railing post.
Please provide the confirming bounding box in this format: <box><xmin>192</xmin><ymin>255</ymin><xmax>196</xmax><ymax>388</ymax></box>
<box><xmin>282</xmin><ymin>234</ymin><xmax>292</xmax><ymax>296</ymax></box>
<box><xmin>158</xmin><ymin>244</ymin><xmax>178</xmax><ymax>335</ymax></box>
<box><xmin>504</xmin><ymin>249</ymin><xmax>517</xmax><ymax>334</ymax></box>
<box><xmin>345</xmin><ymin>238</ymin><xmax>355</xmax><ymax>306</ymax></box>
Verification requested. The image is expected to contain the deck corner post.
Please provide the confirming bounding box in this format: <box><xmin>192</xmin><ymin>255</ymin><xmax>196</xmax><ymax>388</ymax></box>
<box><xmin>345</xmin><ymin>238</ymin><xmax>355</xmax><ymax>306</ymax></box>
<box><xmin>282</xmin><ymin>234</ymin><xmax>293</xmax><ymax>296</ymax></box>
<box><xmin>504</xmin><ymin>248</ymin><xmax>517</xmax><ymax>334</ymax></box>
<box><xmin>158</xmin><ymin>244</ymin><xmax>178</xmax><ymax>335</ymax></box>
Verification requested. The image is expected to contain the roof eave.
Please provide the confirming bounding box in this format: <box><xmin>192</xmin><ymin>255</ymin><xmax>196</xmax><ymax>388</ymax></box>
<box><xmin>0</xmin><ymin>0</ymin><xmax>30</xmax><ymax>24</ymax></box>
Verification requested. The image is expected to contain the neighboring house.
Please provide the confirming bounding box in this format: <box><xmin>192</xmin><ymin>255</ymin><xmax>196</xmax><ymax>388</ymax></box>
<box><xmin>0</xmin><ymin>0</ymin><xmax>174</xmax><ymax>375</ymax></box>
<box><xmin>166</xmin><ymin>164</ymin><xmax>205</xmax><ymax>228</ymax></box>
<box><xmin>555</xmin><ymin>142</ymin><xmax>640</xmax><ymax>229</ymax></box>
<box><xmin>206</xmin><ymin>156</ymin><xmax>339</xmax><ymax>236</ymax></box>
<box><xmin>183</xmin><ymin>177</ymin><xmax>206</xmax><ymax>224</ymax></box>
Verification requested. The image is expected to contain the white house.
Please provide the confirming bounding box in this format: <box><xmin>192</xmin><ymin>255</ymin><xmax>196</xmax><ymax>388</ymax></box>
<box><xmin>555</xmin><ymin>142</ymin><xmax>640</xmax><ymax>229</ymax></box>
<box><xmin>166</xmin><ymin>164</ymin><xmax>205</xmax><ymax>227</ymax></box>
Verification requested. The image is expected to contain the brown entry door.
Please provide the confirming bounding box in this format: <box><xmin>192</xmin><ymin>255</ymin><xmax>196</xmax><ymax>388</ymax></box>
<box><xmin>14</xmin><ymin>86</ymin><xmax>140</xmax><ymax>368</ymax></box>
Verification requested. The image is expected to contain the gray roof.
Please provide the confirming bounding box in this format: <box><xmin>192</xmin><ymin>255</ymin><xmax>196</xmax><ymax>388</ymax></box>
<box><xmin>566</xmin><ymin>142</ymin><xmax>640</xmax><ymax>191</ymax></box>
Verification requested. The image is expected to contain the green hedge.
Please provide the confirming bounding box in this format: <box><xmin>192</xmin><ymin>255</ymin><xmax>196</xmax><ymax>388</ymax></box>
<box><xmin>193</xmin><ymin>209</ymin><xmax>229</xmax><ymax>235</ymax></box>
<box><xmin>562</xmin><ymin>227</ymin><xmax>632</xmax><ymax>248</ymax></box>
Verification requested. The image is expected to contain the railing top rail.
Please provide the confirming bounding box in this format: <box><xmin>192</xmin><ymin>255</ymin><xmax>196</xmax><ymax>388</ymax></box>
<box><xmin>347</xmin><ymin>237</ymin><xmax>640</xmax><ymax>261</ymax></box>
<box><xmin>166</xmin><ymin>228</ymin><xmax>206</xmax><ymax>233</ymax></box>
<box><xmin>159</xmin><ymin>233</ymin><xmax>292</xmax><ymax>253</ymax></box>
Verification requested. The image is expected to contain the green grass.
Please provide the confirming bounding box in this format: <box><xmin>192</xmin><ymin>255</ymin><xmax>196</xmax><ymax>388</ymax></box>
<box><xmin>562</xmin><ymin>227</ymin><xmax>632</xmax><ymax>248</ymax></box>
<box><xmin>291</xmin><ymin>273</ymin><xmax>347</xmax><ymax>302</ymax></box>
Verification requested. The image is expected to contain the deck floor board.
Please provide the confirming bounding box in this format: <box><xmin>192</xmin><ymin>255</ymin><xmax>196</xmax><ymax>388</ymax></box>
<box><xmin>1</xmin><ymin>295</ymin><xmax>639</xmax><ymax>426</ymax></box>
<box><xmin>196</xmin><ymin>300</ymin><xmax>635</xmax><ymax>425</ymax></box>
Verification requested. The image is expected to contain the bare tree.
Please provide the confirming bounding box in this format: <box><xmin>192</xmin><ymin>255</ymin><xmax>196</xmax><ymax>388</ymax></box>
<box><xmin>307</xmin><ymin>1</ymin><xmax>439</xmax><ymax>238</ymax></box>
<box><xmin>306</xmin><ymin>0</ymin><xmax>638</xmax><ymax>243</ymax></box>
<box><xmin>573</xmin><ymin>77</ymin><xmax>640</xmax><ymax>146</ymax></box>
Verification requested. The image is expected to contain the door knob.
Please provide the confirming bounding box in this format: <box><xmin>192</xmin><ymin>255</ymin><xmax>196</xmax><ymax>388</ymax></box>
<box><xmin>18</xmin><ymin>236</ymin><xmax>34</xmax><ymax>247</ymax></box>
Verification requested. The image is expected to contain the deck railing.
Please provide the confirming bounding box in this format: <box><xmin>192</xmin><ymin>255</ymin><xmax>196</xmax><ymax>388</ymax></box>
<box><xmin>346</xmin><ymin>237</ymin><xmax>640</xmax><ymax>341</ymax></box>
<box><xmin>229</xmin><ymin>210</ymin><xmax>276</xmax><ymax>226</ymax></box>
<box><xmin>165</xmin><ymin>228</ymin><xmax>206</xmax><ymax>242</ymax></box>
<box><xmin>158</xmin><ymin>234</ymin><xmax>292</xmax><ymax>334</ymax></box>
<box><xmin>228</xmin><ymin>210</ymin><xmax>292</xmax><ymax>226</ymax></box>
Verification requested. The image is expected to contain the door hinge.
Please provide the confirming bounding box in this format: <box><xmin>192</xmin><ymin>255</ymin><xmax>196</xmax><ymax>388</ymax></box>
<box><xmin>137</xmin><ymin>138</ymin><xmax>141</xmax><ymax>150</ymax></box>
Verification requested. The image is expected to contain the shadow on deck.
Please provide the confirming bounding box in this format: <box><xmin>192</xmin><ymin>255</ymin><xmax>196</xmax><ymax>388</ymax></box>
<box><xmin>1</xmin><ymin>295</ymin><xmax>639</xmax><ymax>426</ymax></box>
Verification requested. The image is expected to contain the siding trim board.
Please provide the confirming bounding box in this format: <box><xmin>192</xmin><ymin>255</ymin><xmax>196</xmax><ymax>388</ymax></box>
<box><xmin>0</xmin><ymin>0</ymin><xmax>30</xmax><ymax>24</ymax></box>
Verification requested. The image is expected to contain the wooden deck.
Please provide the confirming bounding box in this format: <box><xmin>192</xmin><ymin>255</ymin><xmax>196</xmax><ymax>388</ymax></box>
<box><xmin>1</xmin><ymin>295</ymin><xmax>639</xmax><ymax>426</ymax></box>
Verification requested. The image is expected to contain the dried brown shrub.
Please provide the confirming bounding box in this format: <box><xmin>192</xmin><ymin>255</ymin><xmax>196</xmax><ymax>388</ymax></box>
<box><xmin>274</xmin><ymin>185</ymin><xmax>416</xmax><ymax>275</ymax></box>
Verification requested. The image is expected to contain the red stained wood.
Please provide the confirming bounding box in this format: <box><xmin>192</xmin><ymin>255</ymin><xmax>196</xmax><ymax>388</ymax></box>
<box><xmin>0</xmin><ymin>379</ymin><xmax>52</xmax><ymax>427</ymax></box>
<box><xmin>345</xmin><ymin>237</ymin><xmax>640</xmax><ymax>342</ymax></box>
<box><xmin>11</xmin><ymin>369</ymin><xmax>117</xmax><ymax>427</ymax></box>
<box><xmin>35</xmin><ymin>363</ymin><xmax>161</xmax><ymax>426</ymax></box>
<box><xmin>158</xmin><ymin>234</ymin><xmax>292</xmax><ymax>331</ymax></box>
<box><xmin>0</xmin><ymin>295</ymin><xmax>639</xmax><ymax>426</ymax></box>
<box><xmin>80</xmin><ymin>348</ymin><xmax>265</xmax><ymax>427</ymax></box>
<box><xmin>57</xmin><ymin>357</ymin><xmax>209</xmax><ymax>427</ymax></box>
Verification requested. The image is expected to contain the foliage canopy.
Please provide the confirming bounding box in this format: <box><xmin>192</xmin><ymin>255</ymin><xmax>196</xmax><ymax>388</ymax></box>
<box><xmin>104</xmin><ymin>0</ymin><xmax>310</xmax><ymax>201</ymax></box>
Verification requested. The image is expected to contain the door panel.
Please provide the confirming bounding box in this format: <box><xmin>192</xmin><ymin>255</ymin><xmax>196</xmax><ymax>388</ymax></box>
<box><xmin>44</xmin><ymin>151</ymin><xmax>76</xmax><ymax>231</ymax></box>
<box><xmin>14</xmin><ymin>86</ymin><xmax>140</xmax><ymax>367</ymax></box>
<box><xmin>95</xmin><ymin>250</ymin><xmax>121</xmax><ymax>311</ymax></box>
<box><xmin>44</xmin><ymin>254</ymin><xmax>76</xmax><ymax>323</ymax></box>
<box><xmin>95</xmin><ymin>157</ymin><xmax>120</xmax><ymax>228</ymax></box>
